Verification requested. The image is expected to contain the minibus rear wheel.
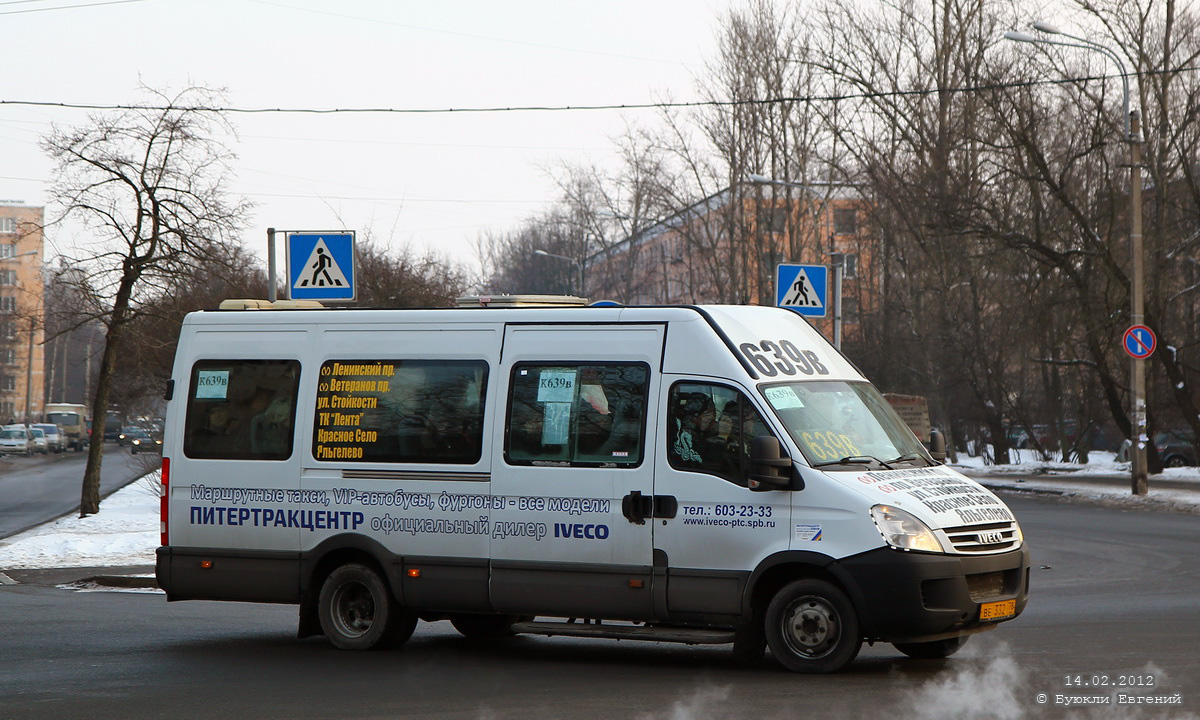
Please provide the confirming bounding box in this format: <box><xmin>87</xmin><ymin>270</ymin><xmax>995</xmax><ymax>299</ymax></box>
<box><xmin>765</xmin><ymin>579</ymin><xmax>861</xmax><ymax>673</ymax></box>
<box><xmin>318</xmin><ymin>563</ymin><xmax>416</xmax><ymax>650</ymax></box>
<box><xmin>893</xmin><ymin>636</ymin><xmax>969</xmax><ymax>659</ymax></box>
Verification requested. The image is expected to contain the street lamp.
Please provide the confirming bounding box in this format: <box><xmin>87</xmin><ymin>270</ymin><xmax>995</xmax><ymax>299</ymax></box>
<box><xmin>1005</xmin><ymin>24</ymin><xmax>1147</xmax><ymax>495</ymax></box>
<box><xmin>745</xmin><ymin>174</ymin><xmax>844</xmax><ymax>349</ymax></box>
<box><xmin>533</xmin><ymin>249</ymin><xmax>584</xmax><ymax>297</ymax></box>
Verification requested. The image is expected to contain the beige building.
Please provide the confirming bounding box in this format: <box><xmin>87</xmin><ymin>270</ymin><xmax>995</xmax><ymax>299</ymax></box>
<box><xmin>585</xmin><ymin>183</ymin><xmax>876</xmax><ymax>345</ymax></box>
<box><xmin>0</xmin><ymin>203</ymin><xmax>45</xmax><ymax>423</ymax></box>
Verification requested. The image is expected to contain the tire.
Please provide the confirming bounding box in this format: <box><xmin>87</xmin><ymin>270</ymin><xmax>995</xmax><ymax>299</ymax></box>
<box><xmin>1164</xmin><ymin>455</ymin><xmax>1187</xmax><ymax>468</ymax></box>
<box><xmin>894</xmin><ymin>636</ymin><xmax>969</xmax><ymax>659</ymax></box>
<box><xmin>449</xmin><ymin>613</ymin><xmax>520</xmax><ymax>639</ymax></box>
<box><xmin>764</xmin><ymin>579</ymin><xmax>861</xmax><ymax>673</ymax></box>
<box><xmin>318</xmin><ymin>564</ymin><xmax>416</xmax><ymax>650</ymax></box>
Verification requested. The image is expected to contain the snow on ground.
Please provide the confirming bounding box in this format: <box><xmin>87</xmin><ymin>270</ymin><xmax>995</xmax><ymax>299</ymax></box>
<box><xmin>0</xmin><ymin>472</ymin><xmax>161</xmax><ymax>570</ymax></box>
<box><xmin>1</xmin><ymin>454</ymin><xmax>1197</xmax><ymax>572</ymax></box>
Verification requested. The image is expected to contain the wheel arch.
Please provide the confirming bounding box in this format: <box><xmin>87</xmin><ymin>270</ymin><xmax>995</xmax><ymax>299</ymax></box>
<box><xmin>298</xmin><ymin>534</ymin><xmax>402</xmax><ymax>639</ymax></box>
<box><xmin>742</xmin><ymin>551</ymin><xmax>863</xmax><ymax>623</ymax></box>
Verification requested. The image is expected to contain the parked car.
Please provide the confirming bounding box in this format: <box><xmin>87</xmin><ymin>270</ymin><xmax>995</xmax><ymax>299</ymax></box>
<box><xmin>0</xmin><ymin>425</ymin><xmax>31</xmax><ymax>456</ymax></box>
<box><xmin>1155</xmin><ymin>429</ymin><xmax>1197</xmax><ymax>467</ymax></box>
<box><xmin>28</xmin><ymin>426</ymin><xmax>49</xmax><ymax>455</ymax></box>
<box><xmin>129</xmin><ymin>432</ymin><xmax>163</xmax><ymax>455</ymax></box>
<box><xmin>31</xmin><ymin>423</ymin><xmax>66</xmax><ymax>453</ymax></box>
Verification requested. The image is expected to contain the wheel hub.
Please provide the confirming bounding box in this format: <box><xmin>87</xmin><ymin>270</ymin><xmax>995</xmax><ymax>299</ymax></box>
<box><xmin>332</xmin><ymin>582</ymin><xmax>375</xmax><ymax>638</ymax></box>
<box><xmin>784</xmin><ymin>596</ymin><xmax>839</xmax><ymax>657</ymax></box>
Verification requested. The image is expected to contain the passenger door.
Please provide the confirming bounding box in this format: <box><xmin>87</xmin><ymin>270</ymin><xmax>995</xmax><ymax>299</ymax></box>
<box><xmin>652</xmin><ymin>380</ymin><xmax>793</xmax><ymax>618</ymax></box>
<box><xmin>488</xmin><ymin>323</ymin><xmax>664</xmax><ymax>620</ymax></box>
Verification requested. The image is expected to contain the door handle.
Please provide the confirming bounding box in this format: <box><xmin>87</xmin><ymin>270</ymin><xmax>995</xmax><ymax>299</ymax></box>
<box><xmin>622</xmin><ymin>491</ymin><xmax>678</xmax><ymax>524</ymax></box>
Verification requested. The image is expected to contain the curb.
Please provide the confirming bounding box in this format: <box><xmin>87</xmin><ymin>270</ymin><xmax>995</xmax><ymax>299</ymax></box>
<box><xmin>83</xmin><ymin>574</ymin><xmax>160</xmax><ymax>589</ymax></box>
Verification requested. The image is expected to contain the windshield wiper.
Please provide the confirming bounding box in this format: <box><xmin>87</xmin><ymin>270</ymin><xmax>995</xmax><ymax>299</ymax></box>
<box><xmin>885</xmin><ymin>452</ymin><xmax>934</xmax><ymax>467</ymax></box>
<box><xmin>812</xmin><ymin>455</ymin><xmax>894</xmax><ymax>470</ymax></box>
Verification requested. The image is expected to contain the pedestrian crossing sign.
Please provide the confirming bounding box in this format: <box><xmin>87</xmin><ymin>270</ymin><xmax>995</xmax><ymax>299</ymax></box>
<box><xmin>776</xmin><ymin>263</ymin><xmax>827</xmax><ymax>317</ymax></box>
<box><xmin>287</xmin><ymin>232</ymin><xmax>356</xmax><ymax>301</ymax></box>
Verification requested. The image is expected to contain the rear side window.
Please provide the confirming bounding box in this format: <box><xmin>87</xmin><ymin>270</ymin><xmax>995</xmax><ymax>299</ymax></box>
<box><xmin>312</xmin><ymin>360</ymin><xmax>489</xmax><ymax>464</ymax></box>
<box><xmin>184</xmin><ymin>360</ymin><xmax>301</xmax><ymax>460</ymax></box>
<box><xmin>506</xmin><ymin>363</ymin><xmax>650</xmax><ymax>467</ymax></box>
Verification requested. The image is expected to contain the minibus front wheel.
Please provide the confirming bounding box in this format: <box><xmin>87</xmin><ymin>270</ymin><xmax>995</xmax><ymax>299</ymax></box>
<box><xmin>319</xmin><ymin>563</ymin><xmax>417</xmax><ymax>650</ymax></box>
<box><xmin>765</xmin><ymin>579</ymin><xmax>862</xmax><ymax>673</ymax></box>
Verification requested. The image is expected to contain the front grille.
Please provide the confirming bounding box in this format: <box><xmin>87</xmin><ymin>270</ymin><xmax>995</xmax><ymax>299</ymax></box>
<box><xmin>966</xmin><ymin>571</ymin><xmax>1006</xmax><ymax>601</ymax></box>
<box><xmin>941</xmin><ymin>521</ymin><xmax>1020</xmax><ymax>554</ymax></box>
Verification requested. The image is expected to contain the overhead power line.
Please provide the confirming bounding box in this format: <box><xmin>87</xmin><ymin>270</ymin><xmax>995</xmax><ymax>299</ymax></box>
<box><xmin>1</xmin><ymin>67</ymin><xmax>1196</xmax><ymax>116</ymax></box>
<box><xmin>0</xmin><ymin>0</ymin><xmax>145</xmax><ymax>16</ymax></box>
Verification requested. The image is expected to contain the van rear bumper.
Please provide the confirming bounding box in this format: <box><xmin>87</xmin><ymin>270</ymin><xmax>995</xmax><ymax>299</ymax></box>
<box><xmin>835</xmin><ymin>545</ymin><xmax>1030</xmax><ymax>642</ymax></box>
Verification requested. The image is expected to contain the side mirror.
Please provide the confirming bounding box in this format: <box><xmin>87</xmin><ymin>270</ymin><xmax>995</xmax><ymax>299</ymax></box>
<box><xmin>748</xmin><ymin>435</ymin><xmax>793</xmax><ymax>491</ymax></box>
<box><xmin>929</xmin><ymin>429</ymin><xmax>947</xmax><ymax>463</ymax></box>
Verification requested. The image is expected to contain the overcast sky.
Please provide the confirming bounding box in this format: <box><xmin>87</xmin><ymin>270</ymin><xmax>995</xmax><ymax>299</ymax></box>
<box><xmin>0</xmin><ymin>0</ymin><xmax>734</xmax><ymax>277</ymax></box>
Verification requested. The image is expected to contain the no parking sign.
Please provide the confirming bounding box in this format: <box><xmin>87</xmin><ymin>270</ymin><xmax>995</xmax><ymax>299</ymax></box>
<box><xmin>1122</xmin><ymin>325</ymin><xmax>1156</xmax><ymax>359</ymax></box>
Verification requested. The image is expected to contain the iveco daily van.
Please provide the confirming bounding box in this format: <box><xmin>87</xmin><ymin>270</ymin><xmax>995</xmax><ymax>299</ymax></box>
<box><xmin>156</xmin><ymin>301</ymin><xmax>1029</xmax><ymax>673</ymax></box>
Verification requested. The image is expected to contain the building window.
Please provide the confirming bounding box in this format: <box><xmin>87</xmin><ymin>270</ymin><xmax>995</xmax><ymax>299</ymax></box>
<box><xmin>0</xmin><ymin>322</ymin><xmax>13</xmax><ymax>340</ymax></box>
<box><xmin>757</xmin><ymin>207</ymin><xmax>788</xmax><ymax>234</ymax></box>
<box><xmin>0</xmin><ymin>270</ymin><xmax>15</xmax><ymax>286</ymax></box>
<box><xmin>0</xmin><ymin>244</ymin><xmax>14</xmax><ymax>258</ymax></box>
<box><xmin>0</xmin><ymin>219</ymin><xmax>16</xmax><ymax>235</ymax></box>
<box><xmin>842</xmin><ymin>295</ymin><xmax>860</xmax><ymax>324</ymax></box>
<box><xmin>0</xmin><ymin>401</ymin><xmax>13</xmax><ymax>418</ymax></box>
<box><xmin>1</xmin><ymin>376</ymin><xmax>15</xmax><ymax>392</ymax></box>
<box><xmin>843</xmin><ymin>253</ymin><xmax>858</xmax><ymax>279</ymax></box>
<box><xmin>1</xmin><ymin>349</ymin><xmax>14</xmax><ymax>364</ymax></box>
<box><xmin>0</xmin><ymin>296</ymin><xmax>15</xmax><ymax>313</ymax></box>
<box><xmin>834</xmin><ymin>208</ymin><xmax>858</xmax><ymax>235</ymax></box>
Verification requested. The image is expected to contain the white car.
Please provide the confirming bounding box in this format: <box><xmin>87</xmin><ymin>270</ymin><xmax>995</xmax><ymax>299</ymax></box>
<box><xmin>32</xmin><ymin>423</ymin><xmax>66</xmax><ymax>453</ymax></box>
<box><xmin>0</xmin><ymin>426</ymin><xmax>31</xmax><ymax>456</ymax></box>
<box><xmin>28</xmin><ymin>426</ymin><xmax>49</xmax><ymax>454</ymax></box>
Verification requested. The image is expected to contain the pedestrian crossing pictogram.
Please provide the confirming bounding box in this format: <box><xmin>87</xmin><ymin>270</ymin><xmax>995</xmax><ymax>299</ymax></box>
<box><xmin>287</xmin><ymin>232</ymin><xmax>356</xmax><ymax>301</ymax></box>
<box><xmin>780</xmin><ymin>269</ymin><xmax>824</xmax><ymax>309</ymax></box>
<box><xmin>295</xmin><ymin>238</ymin><xmax>349</xmax><ymax>289</ymax></box>
<box><xmin>775</xmin><ymin>263</ymin><xmax>828</xmax><ymax>317</ymax></box>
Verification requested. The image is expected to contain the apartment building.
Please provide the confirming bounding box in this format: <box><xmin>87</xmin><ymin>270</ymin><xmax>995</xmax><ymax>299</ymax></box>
<box><xmin>0</xmin><ymin>203</ymin><xmax>45</xmax><ymax>423</ymax></box>
<box><xmin>585</xmin><ymin>182</ymin><xmax>875</xmax><ymax>345</ymax></box>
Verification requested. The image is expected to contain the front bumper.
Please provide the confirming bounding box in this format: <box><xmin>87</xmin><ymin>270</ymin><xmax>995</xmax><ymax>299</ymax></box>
<box><xmin>835</xmin><ymin>544</ymin><xmax>1030</xmax><ymax>642</ymax></box>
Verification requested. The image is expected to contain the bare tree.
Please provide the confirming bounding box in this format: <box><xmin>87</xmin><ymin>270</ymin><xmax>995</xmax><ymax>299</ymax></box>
<box><xmin>41</xmin><ymin>85</ymin><xmax>251</xmax><ymax>516</ymax></box>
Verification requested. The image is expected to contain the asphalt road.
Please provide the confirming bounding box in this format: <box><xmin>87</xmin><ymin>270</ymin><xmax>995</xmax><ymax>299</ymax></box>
<box><xmin>1</xmin><ymin>494</ymin><xmax>1197</xmax><ymax>719</ymax></box>
<box><xmin>0</xmin><ymin>444</ymin><xmax>152</xmax><ymax>538</ymax></box>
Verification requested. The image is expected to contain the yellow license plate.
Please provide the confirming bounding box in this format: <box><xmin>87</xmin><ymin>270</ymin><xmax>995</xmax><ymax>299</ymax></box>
<box><xmin>979</xmin><ymin>599</ymin><xmax>1016</xmax><ymax>621</ymax></box>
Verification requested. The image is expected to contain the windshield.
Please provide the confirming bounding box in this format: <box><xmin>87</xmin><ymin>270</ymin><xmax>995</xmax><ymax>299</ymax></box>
<box><xmin>761</xmin><ymin>380</ymin><xmax>929</xmax><ymax>468</ymax></box>
<box><xmin>47</xmin><ymin>412</ymin><xmax>80</xmax><ymax>425</ymax></box>
<box><xmin>0</xmin><ymin>429</ymin><xmax>24</xmax><ymax>439</ymax></box>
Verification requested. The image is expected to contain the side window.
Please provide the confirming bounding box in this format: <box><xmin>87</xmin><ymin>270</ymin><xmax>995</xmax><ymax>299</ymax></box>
<box><xmin>312</xmin><ymin>360</ymin><xmax>488</xmax><ymax>464</ymax></box>
<box><xmin>668</xmin><ymin>382</ymin><xmax>775</xmax><ymax>486</ymax></box>
<box><xmin>184</xmin><ymin>360</ymin><xmax>301</xmax><ymax>460</ymax></box>
<box><xmin>506</xmin><ymin>363</ymin><xmax>649</xmax><ymax>467</ymax></box>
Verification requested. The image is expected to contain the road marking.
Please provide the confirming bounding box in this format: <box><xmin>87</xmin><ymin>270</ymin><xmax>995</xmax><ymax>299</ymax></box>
<box><xmin>0</xmin><ymin>572</ymin><xmax>17</xmax><ymax>585</ymax></box>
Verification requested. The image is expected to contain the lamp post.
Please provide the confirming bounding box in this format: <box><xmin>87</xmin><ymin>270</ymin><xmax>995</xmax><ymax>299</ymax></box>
<box><xmin>534</xmin><ymin>249</ymin><xmax>584</xmax><ymax>297</ymax></box>
<box><xmin>1005</xmin><ymin>24</ymin><xmax>1147</xmax><ymax>495</ymax></box>
<box><xmin>745</xmin><ymin>174</ymin><xmax>843</xmax><ymax>349</ymax></box>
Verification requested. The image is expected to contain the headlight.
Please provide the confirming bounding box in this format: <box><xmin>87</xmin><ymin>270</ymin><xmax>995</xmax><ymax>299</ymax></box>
<box><xmin>870</xmin><ymin>504</ymin><xmax>945</xmax><ymax>553</ymax></box>
<box><xmin>132</xmin><ymin>439</ymin><xmax>141</xmax><ymax>446</ymax></box>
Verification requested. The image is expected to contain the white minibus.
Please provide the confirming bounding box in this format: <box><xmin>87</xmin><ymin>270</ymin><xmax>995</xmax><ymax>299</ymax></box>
<box><xmin>156</xmin><ymin>300</ymin><xmax>1029</xmax><ymax>673</ymax></box>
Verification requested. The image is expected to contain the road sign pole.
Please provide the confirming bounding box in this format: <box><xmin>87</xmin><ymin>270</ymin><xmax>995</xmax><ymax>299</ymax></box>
<box><xmin>267</xmin><ymin>227</ymin><xmax>277</xmax><ymax>302</ymax></box>
<box><xmin>1130</xmin><ymin>111</ymin><xmax>1148</xmax><ymax>496</ymax></box>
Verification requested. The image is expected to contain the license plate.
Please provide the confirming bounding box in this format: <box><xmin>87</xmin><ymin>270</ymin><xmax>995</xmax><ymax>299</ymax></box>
<box><xmin>979</xmin><ymin>599</ymin><xmax>1016</xmax><ymax>621</ymax></box>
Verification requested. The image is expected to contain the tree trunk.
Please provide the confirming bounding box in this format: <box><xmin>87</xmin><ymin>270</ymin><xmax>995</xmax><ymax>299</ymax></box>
<box><xmin>79</xmin><ymin>269</ymin><xmax>136</xmax><ymax>517</ymax></box>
